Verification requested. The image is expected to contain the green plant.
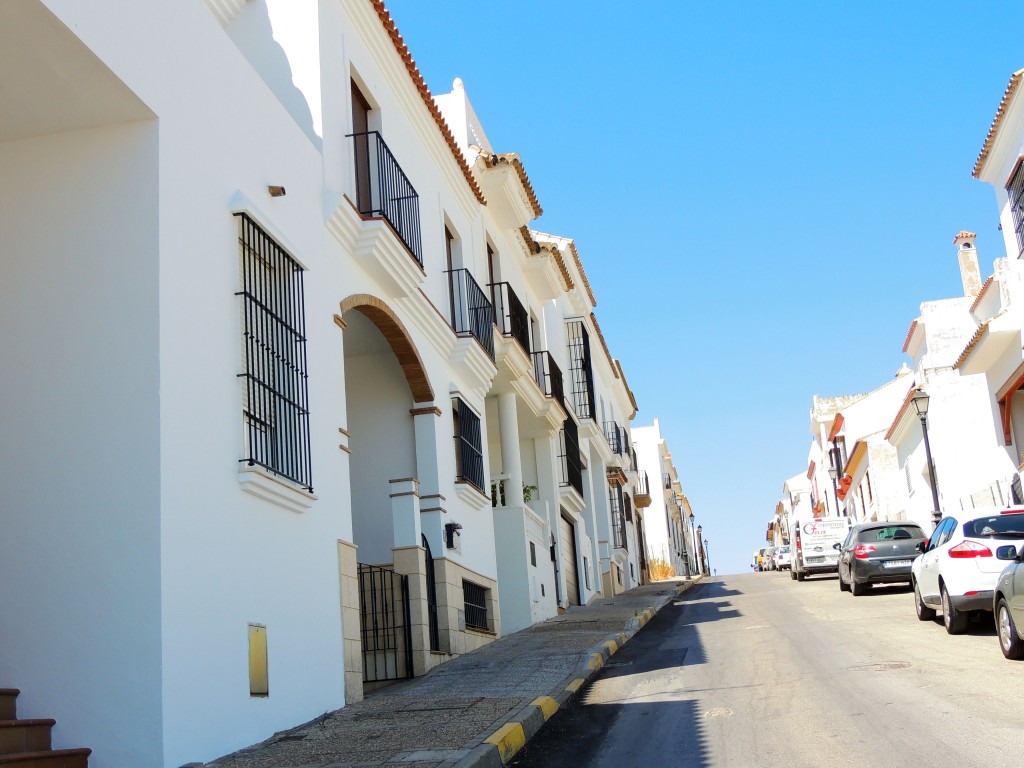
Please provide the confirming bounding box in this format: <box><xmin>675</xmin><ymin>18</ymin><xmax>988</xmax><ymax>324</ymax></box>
<box><xmin>523</xmin><ymin>484</ymin><xmax>538</xmax><ymax>502</ymax></box>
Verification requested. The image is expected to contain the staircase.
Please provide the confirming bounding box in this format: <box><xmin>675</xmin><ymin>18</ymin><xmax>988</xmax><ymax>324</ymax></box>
<box><xmin>0</xmin><ymin>690</ymin><xmax>90</xmax><ymax>768</ymax></box>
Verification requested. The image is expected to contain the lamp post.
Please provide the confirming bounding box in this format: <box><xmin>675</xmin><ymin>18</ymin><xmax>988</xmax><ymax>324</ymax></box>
<box><xmin>695</xmin><ymin>524</ymin><xmax>703</xmax><ymax>576</ymax></box>
<box><xmin>913</xmin><ymin>389</ymin><xmax>942</xmax><ymax>529</ymax></box>
<box><xmin>827</xmin><ymin>464</ymin><xmax>842</xmax><ymax>518</ymax></box>
<box><xmin>704</xmin><ymin>538</ymin><xmax>711</xmax><ymax>576</ymax></box>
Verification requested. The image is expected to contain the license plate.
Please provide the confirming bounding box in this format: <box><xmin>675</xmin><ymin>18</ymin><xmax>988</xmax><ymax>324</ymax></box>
<box><xmin>883</xmin><ymin>560</ymin><xmax>912</xmax><ymax>568</ymax></box>
<box><xmin>806</xmin><ymin>557</ymin><xmax>824</xmax><ymax>564</ymax></box>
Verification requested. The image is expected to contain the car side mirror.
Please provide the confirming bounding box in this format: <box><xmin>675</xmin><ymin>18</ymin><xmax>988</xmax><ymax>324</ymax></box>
<box><xmin>996</xmin><ymin>544</ymin><xmax>1020</xmax><ymax>561</ymax></box>
<box><xmin>832</xmin><ymin>542</ymin><xmax>842</xmax><ymax>551</ymax></box>
<box><xmin>916</xmin><ymin>541</ymin><xmax>927</xmax><ymax>554</ymax></box>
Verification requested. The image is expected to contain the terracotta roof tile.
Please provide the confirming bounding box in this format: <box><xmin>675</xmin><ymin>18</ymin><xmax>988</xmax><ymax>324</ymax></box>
<box><xmin>884</xmin><ymin>386</ymin><xmax>921</xmax><ymax>442</ymax></box>
<box><xmin>615</xmin><ymin>360</ymin><xmax>639</xmax><ymax>419</ymax></box>
<box><xmin>481</xmin><ymin>152</ymin><xmax>543</xmax><ymax>218</ymax></box>
<box><xmin>590</xmin><ymin>312</ymin><xmax>618</xmax><ymax>379</ymax></box>
<box><xmin>902</xmin><ymin>319</ymin><xmax>919</xmax><ymax>353</ymax></box>
<box><xmin>953</xmin><ymin>230</ymin><xmax>977</xmax><ymax>243</ymax></box>
<box><xmin>954</xmin><ymin>319</ymin><xmax>991</xmax><ymax>370</ymax></box>
<box><xmin>370</xmin><ymin>1</ymin><xmax>486</xmax><ymax>205</ymax></box>
<box><xmin>970</xmin><ymin>275</ymin><xmax>995</xmax><ymax>314</ymax></box>
<box><xmin>973</xmin><ymin>69</ymin><xmax>1024</xmax><ymax>179</ymax></box>
<box><xmin>568</xmin><ymin>242</ymin><xmax>598</xmax><ymax>308</ymax></box>
<box><xmin>519</xmin><ymin>227</ymin><xmax>574</xmax><ymax>292</ymax></box>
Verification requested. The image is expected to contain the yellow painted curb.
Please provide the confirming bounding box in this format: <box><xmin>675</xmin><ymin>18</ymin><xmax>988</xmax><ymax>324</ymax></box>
<box><xmin>532</xmin><ymin>695</ymin><xmax>559</xmax><ymax>720</ymax></box>
<box><xmin>485</xmin><ymin>722</ymin><xmax>526</xmax><ymax>764</ymax></box>
<box><xmin>586</xmin><ymin>652</ymin><xmax>605</xmax><ymax>670</ymax></box>
<box><xmin>617</xmin><ymin>632</ymin><xmax>628</xmax><ymax>646</ymax></box>
<box><xmin>565</xmin><ymin>678</ymin><xmax>585</xmax><ymax>692</ymax></box>
<box><xmin>602</xmin><ymin>639</ymin><xmax>619</xmax><ymax>656</ymax></box>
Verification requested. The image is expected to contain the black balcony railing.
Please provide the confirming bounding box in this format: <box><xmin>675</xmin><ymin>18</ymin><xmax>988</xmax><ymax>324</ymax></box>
<box><xmin>635</xmin><ymin>470</ymin><xmax>650</xmax><ymax>498</ymax></box>
<box><xmin>663</xmin><ymin>473</ymin><xmax>672</xmax><ymax>490</ymax></box>
<box><xmin>453</xmin><ymin>397</ymin><xmax>485</xmax><ymax>491</ymax></box>
<box><xmin>559</xmin><ymin>416</ymin><xmax>584</xmax><ymax>496</ymax></box>
<box><xmin>348</xmin><ymin>131</ymin><xmax>423</xmax><ymax>266</ymax></box>
<box><xmin>531</xmin><ymin>351</ymin><xmax>565</xmax><ymax>409</ymax></box>
<box><xmin>448</xmin><ymin>269</ymin><xmax>494</xmax><ymax>360</ymax></box>
<box><xmin>566</xmin><ymin>320</ymin><xmax>595</xmax><ymax>420</ymax></box>
<box><xmin>604</xmin><ymin>421</ymin><xmax>622</xmax><ymax>454</ymax></box>
<box><xmin>489</xmin><ymin>282</ymin><xmax>530</xmax><ymax>355</ymax></box>
<box><xmin>630</xmin><ymin>447</ymin><xmax>638</xmax><ymax>471</ymax></box>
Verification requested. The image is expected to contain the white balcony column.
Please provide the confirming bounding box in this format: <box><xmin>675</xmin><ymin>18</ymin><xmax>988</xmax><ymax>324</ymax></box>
<box><xmin>497</xmin><ymin>393</ymin><xmax>525</xmax><ymax>507</ymax></box>
<box><xmin>390</xmin><ymin>478</ymin><xmax>421</xmax><ymax>548</ymax></box>
<box><xmin>411</xmin><ymin>406</ymin><xmax>444</xmax><ymax>547</ymax></box>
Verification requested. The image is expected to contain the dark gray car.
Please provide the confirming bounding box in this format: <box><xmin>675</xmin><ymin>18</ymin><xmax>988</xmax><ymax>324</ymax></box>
<box><xmin>993</xmin><ymin>544</ymin><xmax>1024</xmax><ymax>659</ymax></box>
<box><xmin>835</xmin><ymin>522</ymin><xmax>926</xmax><ymax>596</ymax></box>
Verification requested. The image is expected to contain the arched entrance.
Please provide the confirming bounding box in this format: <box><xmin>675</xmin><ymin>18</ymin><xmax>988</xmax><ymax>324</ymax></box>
<box><xmin>337</xmin><ymin>295</ymin><xmax>443</xmax><ymax>692</ymax></box>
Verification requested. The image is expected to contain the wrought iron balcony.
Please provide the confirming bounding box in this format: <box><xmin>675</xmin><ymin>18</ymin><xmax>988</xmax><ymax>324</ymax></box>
<box><xmin>447</xmin><ymin>268</ymin><xmax>494</xmax><ymax>360</ymax></box>
<box><xmin>348</xmin><ymin>131</ymin><xmax>423</xmax><ymax>266</ymax></box>
<box><xmin>566</xmin><ymin>320</ymin><xmax>595</xmax><ymax>420</ymax></box>
<box><xmin>490</xmin><ymin>282</ymin><xmax>530</xmax><ymax>356</ymax></box>
<box><xmin>634</xmin><ymin>471</ymin><xmax>652</xmax><ymax>507</ymax></box>
<box><xmin>663</xmin><ymin>473</ymin><xmax>672</xmax><ymax>490</ymax></box>
<box><xmin>531</xmin><ymin>351</ymin><xmax>565</xmax><ymax>409</ymax></box>
<box><xmin>610</xmin><ymin>486</ymin><xmax>628</xmax><ymax>551</ymax></box>
<box><xmin>559</xmin><ymin>416</ymin><xmax>584</xmax><ymax>496</ymax></box>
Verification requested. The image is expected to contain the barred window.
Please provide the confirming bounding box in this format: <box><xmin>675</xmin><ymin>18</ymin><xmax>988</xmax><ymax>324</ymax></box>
<box><xmin>566</xmin><ymin>320</ymin><xmax>595</xmax><ymax>419</ymax></box>
<box><xmin>453</xmin><ymin>397</ymin><xmax>484</xmax><ymax>491</ymax></box>
<box><xmin>1009</xmin><ymin>160</ymin><xmax>1024</xmax><ymax>256</ymax></box>
<box><xmin>463</xmin><ymin>579</ymin><xmax>488</xmax><ymax>630</ymax></box>
<box><xmin>236</xmin><ymin>213</ymin><xmax>312</xmax><ymax>491</ymax></box>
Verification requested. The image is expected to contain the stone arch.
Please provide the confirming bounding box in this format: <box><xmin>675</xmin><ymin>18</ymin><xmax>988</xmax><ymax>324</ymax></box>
<box><xmin>338</xmin><ymin>294</ymin><xmax>434</xmax><ymax>403</ymax></box>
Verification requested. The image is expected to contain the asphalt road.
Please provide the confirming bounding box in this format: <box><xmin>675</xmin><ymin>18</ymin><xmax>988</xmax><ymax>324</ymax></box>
<box><xmin>509</xmin><ymin>571</ymin><xmax>1023</xmax><ymax>768</ymax></box>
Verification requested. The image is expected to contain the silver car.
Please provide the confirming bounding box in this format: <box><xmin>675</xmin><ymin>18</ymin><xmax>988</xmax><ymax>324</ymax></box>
<box><xmin>993</xmin><ymin>543</ymin><xmax>1024</xmax><ymax>659</ymax></box>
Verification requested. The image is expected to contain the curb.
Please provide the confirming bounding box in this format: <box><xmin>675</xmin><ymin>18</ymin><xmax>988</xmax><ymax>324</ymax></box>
<box><xmin>454</xmin><ymin>578</ymin><xmax>699</xmax><ymax>767</ymax></box>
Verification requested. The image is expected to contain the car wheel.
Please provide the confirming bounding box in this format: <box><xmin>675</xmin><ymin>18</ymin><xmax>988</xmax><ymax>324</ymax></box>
<box><xmin>790</xmin><ymin>568</ymin><xmax>797</xmax><ymax>581</ymax></box>
<box><xmin>796</xmin><ymin>571</ymin><xmax>805</xmax><ymax>581</ymax></box>
<box><xmin>839</xmin><ymin>570</ymin><xmax>850</xmax><ymax>592</ymax></box>
<box><xmin>851</xmin><ymin>578</ymin><xmax>868</xmax><ymax>597</ymax></box>
<box><xmin>941</xmin><ymin>584</ymin><xmax>968</xmax><ymax>635</ymax></box>
<box><xmin>997</xmin><ymin>599</ymin><xmax>1024</xmax><ymax>660</ymax></box>
<box><xmin>914</xmin><ymin>579</ymin><xmax>935</xmax><ymax>621</ymax></box>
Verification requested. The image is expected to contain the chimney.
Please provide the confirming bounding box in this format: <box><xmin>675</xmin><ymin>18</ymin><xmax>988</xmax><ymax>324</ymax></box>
<box><xmin>953</xmin><ymin>230</ymin><xmax>981</xmax><ymax>297</ymax></box>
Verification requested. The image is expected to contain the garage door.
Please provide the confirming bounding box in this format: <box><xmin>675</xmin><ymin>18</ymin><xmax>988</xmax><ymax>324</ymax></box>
<box><xmin>559</xmin><ymin>514</ymin><xmax>580</xmax><ymax>606</ymax></box>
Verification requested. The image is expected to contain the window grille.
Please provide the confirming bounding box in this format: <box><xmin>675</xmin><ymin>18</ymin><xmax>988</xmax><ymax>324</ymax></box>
<box><xmin>1008</xmin><ymin>160</ymin><xmax>1024</xmax><ymax>256</ymax></box>
<box><xmin>566</xmin><ymin>320</ymin><xmax>595</xmax><ymax>419</ymax></box>
<box><xmin>453</xmin><ymin>398</ymin><xmax>485</xmax><ymax>491</ymax></box>
<box><xmin>235</xmin><ymin>213</ymin><xmax>312</xmax><ymax>491</ymax></box>
<box><xmin>463</xmin><ymin>580</ymin><xmax>488</xmax><ymax>630</ymax></box>
<box><xmin>610</xmin><ymin>485</ymin><xmax>627</xmax><ymax>550</ymax></box>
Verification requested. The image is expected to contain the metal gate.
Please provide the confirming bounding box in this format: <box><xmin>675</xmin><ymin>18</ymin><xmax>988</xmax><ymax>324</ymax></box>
<box><xmin>422</xmin><ymin>535</ymin><xmax>440</xmax><ymax>652</ymax></box>
<box><xmin>358</xmin><ymin>563</ymin><xmax>413</xmax><ymax>683</ymax></box>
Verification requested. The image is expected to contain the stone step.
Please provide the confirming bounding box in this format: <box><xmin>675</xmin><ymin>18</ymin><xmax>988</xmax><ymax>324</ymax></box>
<box><xmin>0</xmin><ymin>693</ymin><xmax>18</xmax><ymax>722</ymax></box>
<box><xmin>0</xmin><ymin>748</ymin><xmax>91</xmax><ymax>768</ymax></box>
<box><xmin>0</xmin><ymin>720</ymin><xmax>54</xmax><ymax>755</ymax></box>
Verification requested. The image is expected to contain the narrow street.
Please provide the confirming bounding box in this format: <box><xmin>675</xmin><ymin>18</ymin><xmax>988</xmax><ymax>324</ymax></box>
<box><xmin>510</xmin><ymin>572</ymin><xmax>1020</xmax><ymax>768</ymax></box>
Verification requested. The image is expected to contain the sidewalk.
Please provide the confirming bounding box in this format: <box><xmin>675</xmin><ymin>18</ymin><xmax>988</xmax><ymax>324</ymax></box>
<box><xmin>206</xmin><ymin>577</ymin><xmax>700</xmax><ymax>768</ymax></box>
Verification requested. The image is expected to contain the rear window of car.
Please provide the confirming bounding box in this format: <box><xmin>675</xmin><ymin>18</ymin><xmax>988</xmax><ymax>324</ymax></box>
<box><xmin>858</xmin><ymin>525</ymin><xmax>924</xmax><ymax>542</ymax></box>
<box><xmin>963</xmin><ymin>514</ymin><xmax>1024</xmax><ymax>539</ymax></box>
<box><xmin>779</xmin><ymin>546</ymin><xmax>790</xmax><ymax>553</ymax></box>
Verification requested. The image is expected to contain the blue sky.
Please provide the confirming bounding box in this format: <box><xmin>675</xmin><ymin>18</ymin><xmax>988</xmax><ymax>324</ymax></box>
<box><xmin>388</xmin><ymin>1</ymin><xmax>1024</xmax><ymax>574</ymax></box>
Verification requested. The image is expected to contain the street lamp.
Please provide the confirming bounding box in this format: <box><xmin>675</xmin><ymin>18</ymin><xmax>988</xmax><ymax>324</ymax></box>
<box><xmin>704</xmin><ymin>538</ymin><xmax>711</xmax><ymax>576</ymax></box>
<box><xmin>912</xmin><ymin>389</ymin><xmax>942</xmax><ymax>529</ymax></box>
<box><xmin>827</xmin><ymin>463</ymin><xmax>843</xmax><ymax>518</ymax></box>
<box><xmin>695</xmin><ymin>524</ymin><xmax>703</xmax><ymax>576</ymax></box>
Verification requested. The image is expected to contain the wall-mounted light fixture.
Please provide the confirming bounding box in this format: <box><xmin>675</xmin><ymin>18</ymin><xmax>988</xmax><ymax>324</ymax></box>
<box><xmin>268</xmin><ymin>185</ymin><xmax>286</xmax><ymax>197</ymax></box>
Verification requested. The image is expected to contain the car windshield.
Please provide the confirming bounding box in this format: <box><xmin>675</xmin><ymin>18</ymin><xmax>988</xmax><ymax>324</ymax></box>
<box><xmin>963</xmin><ymin>514</ymin><xmax>1024</xmax><ymax>539</ymax></box>
<box><xmin>859</xmin><ymin>525</ymin><xmax>924</xmax><ymax>543</ymax></box>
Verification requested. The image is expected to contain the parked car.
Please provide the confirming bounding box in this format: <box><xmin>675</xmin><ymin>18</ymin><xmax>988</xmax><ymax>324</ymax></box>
<box><xmin>993</xmin><ymin>543</ymin><xmax>1024</xmax><ymax>659</ymax></box>
<box><xmin>835</xmin><ymin>522</ymin><xmax>925</xmax><ymax>595</ymax></box>
<box><xmin>764</xmin><ymin>546</ymin><xmax>778</xmax><ymax>571</ymax></box>
<box><xmin>913</xmin><ymin>507</ymin><xmax>1024</xmax><ymax>634</ymax></box>
<box><xmin>775</xmin><ymin>545</ymin><xmax>791</xmax><ymax>570</ymax></box>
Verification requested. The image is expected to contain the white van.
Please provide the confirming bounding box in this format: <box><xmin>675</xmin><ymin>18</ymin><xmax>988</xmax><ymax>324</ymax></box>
<box><xmin>791</xmin><ymin>516</ymin><xmax>851</xmax><ymax>581</ymax></box>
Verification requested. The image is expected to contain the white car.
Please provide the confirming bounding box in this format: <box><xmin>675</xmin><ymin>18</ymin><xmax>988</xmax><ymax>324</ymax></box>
<box><xmin>775</xmin><ymin>545</ymin><xmax>792</xmax><ymax>570</ymax></box>
<box><xmin>912</xmin><ymin>507</ymin><xmax>1024</xmax><ymax>634</ymax></box>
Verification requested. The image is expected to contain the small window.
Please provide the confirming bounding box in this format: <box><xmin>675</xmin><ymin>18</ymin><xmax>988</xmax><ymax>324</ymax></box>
<box><xmin>452</xmin><ymin>398</ymin><xmax>484</xmax><ymax>491</ymax></box>
<box><xmin>529</xmin><ymin>541</ymin><xmax>537</xmax><ymax>566</ymax></box>
<box><xmin>462</xmin><ymin>580</ymin><xmax>489</xmax><ymax>630</ymax></box>
<box><xmin>583</xmin><ymin>557</ymin><xmax>591</xmax><ymax>589</ymax></box>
